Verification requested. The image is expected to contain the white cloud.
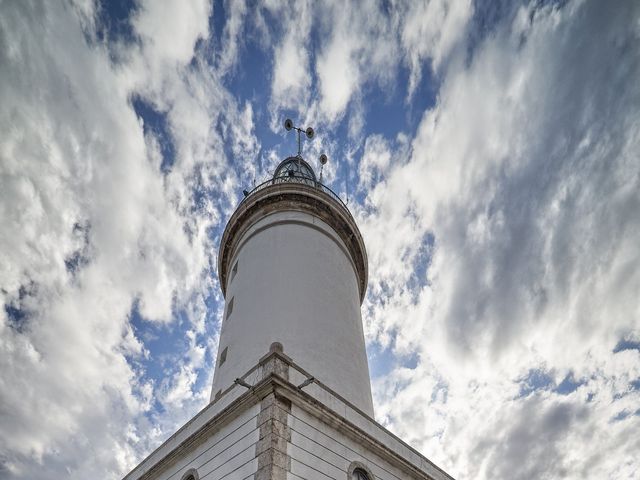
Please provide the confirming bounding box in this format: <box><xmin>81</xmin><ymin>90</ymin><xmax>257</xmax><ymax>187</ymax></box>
<box><xmin>270</xmin><ymin>1</ymin><xmax>313</xmax><ymax>111</ymax></box>
<box><xmin>316</xmin><ymin>30</ymin><xmax>360</xmax><ymax>120</ymax></box>
<box><xmin>394</xmin><ymin>0</ymin><xmax>473</xmax><ymax>97</ymax></box>
<box><xmin>264</xmin><ymin>0</ymin><xmax>473</xmax><ymax>135</ymax></box>
<box><xmin>215</xmin><ymin>0</ymin><xmax>248</xmax><ymax>77</ymax></box>
<box><xmin>363</xmin><ymin>1</ymin><xmax>640</xmax><ymax>478</ymax></box>
<box><xmin>314</xmin><ymin>1</ymin><xmax>398</xmax><ymax>123</ymax></box>
<box><xmin>358</xmin><ymin>134</ymin><xmax>395</xmax><ymax>195</ymax></box>
<box><xmin>0</xmin><ymin>1</ymin><xmax>247</xmax><ymax>478</ymax></box>
<box><xmin>132</xmin><ymin>0</ymin><xmax>211</xmax><ymax>68</ymax></box>
<box><xmin>2</xmin><ymin>1</ymin><xmax>639</xmax><ymax>479</ymax></box>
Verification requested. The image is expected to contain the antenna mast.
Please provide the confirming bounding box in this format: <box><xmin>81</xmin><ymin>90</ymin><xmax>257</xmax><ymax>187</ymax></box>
<box><xmin>284</xmin><ymin>119</ymin><xmax>329</xmax><ymax>183</ymax></box>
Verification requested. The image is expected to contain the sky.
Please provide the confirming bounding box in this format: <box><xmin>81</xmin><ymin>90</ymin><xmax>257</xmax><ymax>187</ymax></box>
<box><xmin>0</xmin><ymin>0</ymin><xmax>639</xmax><ymax>478</ymax></box>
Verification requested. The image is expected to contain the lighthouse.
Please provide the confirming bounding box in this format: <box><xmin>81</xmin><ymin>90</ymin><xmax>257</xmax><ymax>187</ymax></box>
<box><xmin>211</xmin><ymin>148</ymin><xmax>373</xmax><ymax>416</ymax></box>
<box><xmin>124</xmin><ymin>122</ymin><xmax>454</xmax><ymax>480</ymax></box>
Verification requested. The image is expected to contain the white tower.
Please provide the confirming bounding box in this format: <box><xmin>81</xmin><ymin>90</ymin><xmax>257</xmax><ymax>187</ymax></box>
<box><xmin>124</xmin><ymin>122</ymin><xmax>454</xmax><ymax>480</ymax></box>
<box><xmin>211</xmin><ymin>153</ymin><xmax>373</xmax><ymax>416</ymax></box>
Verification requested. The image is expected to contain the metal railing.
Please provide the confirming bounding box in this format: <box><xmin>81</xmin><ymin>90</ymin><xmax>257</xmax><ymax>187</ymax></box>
<box><xmin>240</xmin><ymin>174</ymin><xmax>352</xmax><ymax>216</ymax></box>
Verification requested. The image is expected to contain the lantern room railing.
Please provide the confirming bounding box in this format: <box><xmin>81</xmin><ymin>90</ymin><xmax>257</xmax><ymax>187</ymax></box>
<box><xmin>240</xmin><ymin>173</ymin><xmax>352</xmax><ymax>218</ymax></box>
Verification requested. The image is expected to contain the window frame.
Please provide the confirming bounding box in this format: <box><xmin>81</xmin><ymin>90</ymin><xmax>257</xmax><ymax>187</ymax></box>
<box><xmin>230</xmin><ymin>260</ymin><xmax>238</xmax><ymax>283</ymax></box>
<box><xmin>219</xmin><ymin>346</ymin><xmax>228</xmax><ymax>366</ymax></box>
<box><xmin>347</xmin><ymin>461</ymin><xmax>374</xmax><ymax>480</ymax></box>
<box><xmin>225</xmin><ymin>296</ymin><xmax>234</xmax><ymax>320</ymax></box>
<box><xmin>180</xmin><ymin>468</ymin><xmax>199</xmax><ymax>480</ymax></box>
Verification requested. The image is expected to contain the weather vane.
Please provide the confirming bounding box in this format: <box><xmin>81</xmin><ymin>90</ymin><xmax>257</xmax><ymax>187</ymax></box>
<box><xmin>284</xmin><ymin>118</ymin><xmax>328</xmax><ymax>181</ymax></box>
<box><xmin>284</xmin><ymin>118</ymin><xmax>315</xmax><ymax>157</ymax></box>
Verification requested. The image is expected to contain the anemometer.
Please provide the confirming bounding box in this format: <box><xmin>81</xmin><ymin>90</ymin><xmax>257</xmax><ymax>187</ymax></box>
<box><xmin>284</xmin><ymin>118</ymin><xmax>328</xmax><ymax>181</ymax></box>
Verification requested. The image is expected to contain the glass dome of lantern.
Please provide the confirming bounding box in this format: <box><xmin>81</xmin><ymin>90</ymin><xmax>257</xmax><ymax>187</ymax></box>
<box><xmin>273</xmin><ymin>156</ymin><xmax>317</xmax><ymax>187</ymax></box>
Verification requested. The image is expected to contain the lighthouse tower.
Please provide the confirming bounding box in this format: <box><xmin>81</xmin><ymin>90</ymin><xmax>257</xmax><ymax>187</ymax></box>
<box><xmin>211</xmin><ymin>150</ymin><xmax>373</xmax><ymax>416</ymax></box>
<box><xmin>124</xmin><ymin>122</ymin><xmax>454</xmax><ymax>480</ymax></box>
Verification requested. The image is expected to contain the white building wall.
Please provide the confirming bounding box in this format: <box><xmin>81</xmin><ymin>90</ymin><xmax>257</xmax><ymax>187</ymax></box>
<box><xmin>287</xmin><ymin>404</ymin><xmax>415</xmax><ymax>480</ymax></box>
<box><xmin>125</xmin><ymin>404</ymin><xmax>260</xmax><ymax>480</ymax></box>
<box><xmin>211</xmin><ymin>210</ymin><xmax>374</xmax><ymax>416</ymax></box>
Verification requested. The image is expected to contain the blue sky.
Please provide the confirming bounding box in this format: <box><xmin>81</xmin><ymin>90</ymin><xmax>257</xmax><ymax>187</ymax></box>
<box><xmin>1</xmin><ymin>1</ymin><xmax>639</xmax><ymax>479</ymax></box>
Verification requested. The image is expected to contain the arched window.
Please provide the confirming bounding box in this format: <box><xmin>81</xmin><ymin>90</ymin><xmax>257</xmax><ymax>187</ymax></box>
<box><xmin>348</xmin><ymin>462</ymin><xmax>374</xmax><ymax>480</ymax></box>
<box><xmin>180</xmin><ymin>467</ymin><xmax>199</xmax><ymax>480</ymax></box>
<box><xmin>351</xmin><ymin>468</ymin><xmax>371</xmax><ymax>480</ymax></box>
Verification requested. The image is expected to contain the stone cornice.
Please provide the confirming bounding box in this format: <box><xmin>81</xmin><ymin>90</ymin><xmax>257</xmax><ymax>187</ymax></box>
<box><xmin>124</xmin><ymin>351</ymin><xmax>454</xmax><ymax>480</ymax></box>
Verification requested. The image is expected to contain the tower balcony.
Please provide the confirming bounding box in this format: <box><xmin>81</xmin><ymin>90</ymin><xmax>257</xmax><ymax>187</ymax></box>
<box><xmin>240</xmin><ymin>158</ymin><xmax>351</xmax><ymax>219</ymax></box>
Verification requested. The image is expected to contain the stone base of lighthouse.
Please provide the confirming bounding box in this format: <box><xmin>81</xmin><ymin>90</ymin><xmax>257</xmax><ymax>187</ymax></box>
<box><xmin>123</xmin><ymin>344</ymin><xmax>453</xmax><ymax>480</ymax></box>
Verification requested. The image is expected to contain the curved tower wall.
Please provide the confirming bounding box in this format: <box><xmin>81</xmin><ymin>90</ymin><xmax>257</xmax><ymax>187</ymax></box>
<box><xmin>211</xmin><ymin>183</ymin><xmax>374</xmax><ymax>416</ymax></box>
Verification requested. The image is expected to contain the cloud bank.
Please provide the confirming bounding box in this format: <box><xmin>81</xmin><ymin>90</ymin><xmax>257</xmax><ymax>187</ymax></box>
<box><xmin>0</xmin><ymin>0</ymin><xmax>638</xmax><ymax>479</ymax></box>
